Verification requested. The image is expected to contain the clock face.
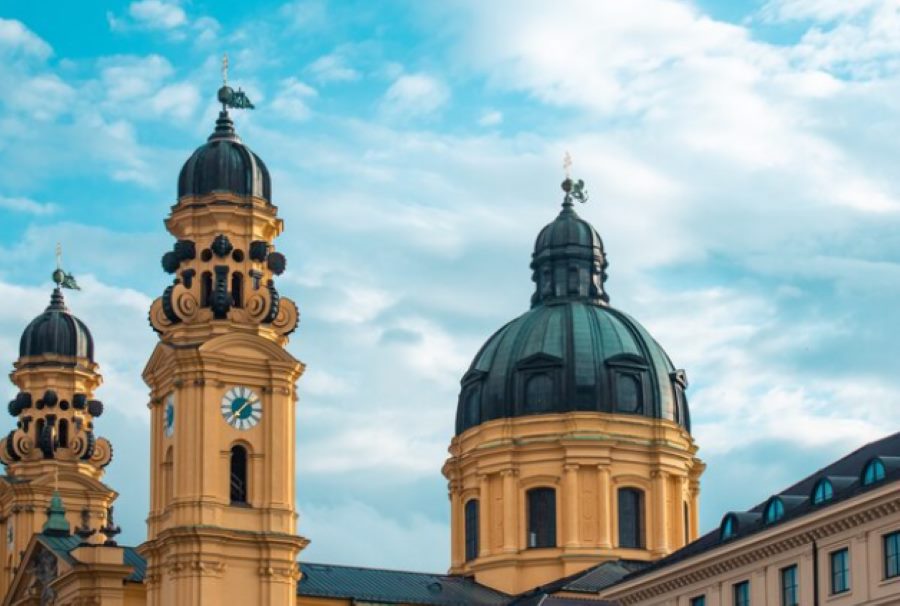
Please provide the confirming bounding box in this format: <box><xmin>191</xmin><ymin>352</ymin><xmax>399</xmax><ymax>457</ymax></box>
<box><xmin>164</xmin><ymin>393</ymin><xmax>175</xmax><ymax>438</ymax></box>
<box><xmin>221</xmin><ymin>386</ymin><xmax>262</xmax><ymax>430</ymax></box>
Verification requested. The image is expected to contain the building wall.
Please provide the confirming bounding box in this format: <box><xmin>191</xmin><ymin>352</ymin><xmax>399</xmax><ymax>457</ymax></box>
<box><xmin>599</xmin><ymin>479</ymin><xmax>900</xmax><ymax>606</ymax></box>
<box><xmin>444</xmin><ymin>412</ymin><xmax>704</xmax><ymax>595</ymax></box>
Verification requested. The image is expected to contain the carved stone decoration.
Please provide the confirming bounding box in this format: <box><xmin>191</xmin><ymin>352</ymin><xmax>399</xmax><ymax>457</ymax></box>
<box><xmin>271</xmin><ymin>297</ymin><xmax>299</xmax><ymax>336</ymax></box>
<box><xmin>263</xmin><ymin>280</ymin><xmax>280</xmax><ymax>323</ymax></box>
<box><xmin>246</xmin><ymin>293</ymin><xmax>269</xmax><ymax>322</ymax></box>
<box><xmin>148</xmin><ymin>297</ymin><xmax>175</xmax><ymax>334</ymax></box>
<box><xmin>173</xmin><ymin>289</ymin><xmax>200</xmax><ymax>322</ymax></box>
<box><xmin>174</xmin><ymin>239</ymin><xmax>196</xmax><ymax>261</ymax></box>
<box><xmin>87</xmin><ymin>400</ymin><xmax>104</xmax><ymax>417</ymax></box>
<box><xmin>37</xmin><ymin>421</ymin><xmax>57</xmax><ymax>459</ymax></box>
<box><xmin>89</xmin><ymin>437</ymin><xmax>113</xmax><ymax>468</ymax></box>
<box><xmin>161</xmin><ymin>285</ymin><xmax>181</xmax><ymax>324</ymax></box>
<box><xmin>72</xmin><ymin>431</ymin><xmax>96</xmax><ymax>460</ymax></box>
<box><xmin>75</xmin><ymin>509</ymin><xmax>97</xmax><ymax>544</ymax></box>
<box><xmin>249</xmin><ymin>240</ymin><xmax>269</xmax><ymax>262</ymax></box>
<box><xmin>161</xmin><ymin>251</ymin><xmax>180</xmax><ymax>274</ymax></box>
<box><xmin>211</xmin><ymin>266</ymin><xmax>232</xmax><ymax>319</ymax></box>
<box><xmin>266</xmin><ymin>251</ymin><xmax>287</xmax><ymax>275</ymax></box>
<box><xmin>100</xmin><ymin>506</ymin><xmax>122</xmax><ymax>546</ymax></box>
<box><xmin>211</xmin><ymin>234</ymin><xmax>234</xmax><ymax>258</ymax></box>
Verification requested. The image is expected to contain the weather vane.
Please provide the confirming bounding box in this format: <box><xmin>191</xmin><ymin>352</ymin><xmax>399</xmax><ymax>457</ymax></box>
<box><xmin>561</xmin><ymin>153</ymin><xmax>588</xmax><ymax>205</ymax></box>
<box><xmin>52</xmin><ymin>243</ymin><xmax>80</xmax><ymax>290</ymax></box>
<box><xmin>217</xmin><ymin>52</ymin><xmax>255</xmax><ymax>111</ymax></box>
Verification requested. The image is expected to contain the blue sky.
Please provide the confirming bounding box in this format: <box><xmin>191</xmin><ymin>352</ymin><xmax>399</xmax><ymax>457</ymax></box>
<box><xmin>2</xmin><ymin>0</ymin><xmax>900</xmax><ymax>572</ymax></box>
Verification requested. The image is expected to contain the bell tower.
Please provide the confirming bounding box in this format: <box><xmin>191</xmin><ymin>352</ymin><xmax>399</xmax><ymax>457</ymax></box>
<box><xmin>0</xmin><ymin>268</ymin><xmax>116</xmax><ymax>596</ymax></box>
<box><xmin>140</xmin><ymin>77</ymin><xmax>306</xmax><ymax>606</ymax></box>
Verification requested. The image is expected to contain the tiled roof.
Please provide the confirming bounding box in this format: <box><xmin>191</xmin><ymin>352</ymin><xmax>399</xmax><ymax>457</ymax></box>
<box><xmin>562</xmin><ymin>561</ymin><xmax>648</xmax><ymax>593</ymax></box>
<box><xmin>297</xmin><ymin>562</ymin><xmax>510</xmax><ymax>605</ymax></box>
<box><xmin>619</xmin><ymin>430</ymin><xmax>900</xmax><ymax>583</ymax></box>
<box><xmin>38</xmin><ymin>533</ymin><xmax>146</xmax><ymax>582</ymax></box>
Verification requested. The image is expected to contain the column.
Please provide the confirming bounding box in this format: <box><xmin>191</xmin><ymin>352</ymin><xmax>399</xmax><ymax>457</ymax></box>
<box><xmin>449</xmin><ymin>480</ymin><xmax>463</xmax><ymax>568</ymax></box>
<box><xmin>564</xmin><ymin>464</ymin><xmax>580</xmax><ymax>547</ymax></box>
<box><xmin>689</xmin><ymin>479</ymin><xmax>700</xmax><ymax>542</ymax></box>
<box><xmin>597</xmin><ymin>466</ymin><xmax>612</xmax><ymax>548</ymax></box>
<box><xmin>478</xmin><ymin>474</ymin><xmax>490</xmax><ymax>557</ymax></box>
<box><xmin>652</xmin><ymin>470</ymin><xmax>669</xmax><ymax>555</ymax></box>
<box><xmin>501</xmin><ymin>469</ymin><xmax>517</xmax><ymax>551</ymax></box>
<box><xmin>673</xmin><ymin>475</ymin><xmax>687</xmax><ymax>548</ymax></box>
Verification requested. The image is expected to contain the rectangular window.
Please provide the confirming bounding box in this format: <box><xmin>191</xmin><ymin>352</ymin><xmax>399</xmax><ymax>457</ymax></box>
<box><xmin>781</xmin><ymin>565</ymin><xmax>798</xmax><ymax>606</ymax></box>
<box><xmin>886</xmin><ymin>531</ymin><xmax>900</xmax><ymax>579</ymax></box>
<box><xmin>690</xmin><ymin>596</ymin><xmax>705</xmax><ymax>606</ymax></box>
<box><xmin>733</xmin><ymin>580</ymin><xmax>750</xmax><ymax>606</ymax></box>
<box><xmin>831</xmin><ymin>548</ymin><xmax>850</xmax><ymax>594</ymax></box>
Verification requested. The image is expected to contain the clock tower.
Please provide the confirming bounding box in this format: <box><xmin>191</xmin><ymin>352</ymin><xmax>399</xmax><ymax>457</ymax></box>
<box><xmin>139</xmin><ymin>83</ymin><xmax>307</xmax><ymax>606</ymax></box>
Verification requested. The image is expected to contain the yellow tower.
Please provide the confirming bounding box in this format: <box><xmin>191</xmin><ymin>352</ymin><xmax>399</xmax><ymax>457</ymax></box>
<box><xmin>139</xmin><ymin>81</ymin><xmax>306</xmax><ymax>606</ymax></box>
<box><xmin>0</xmin><ymin>272</ymin><xmax>115</xmax><ymax>595</ymax></box>
<box><xmin>443</xmin><ymin>176</ymin><xmax>705</xmax><ymax>595</ymax></box>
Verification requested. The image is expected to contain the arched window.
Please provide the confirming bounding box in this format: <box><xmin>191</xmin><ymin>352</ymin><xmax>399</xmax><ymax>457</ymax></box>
<box><xmin>863</xmin><ymin>458</ymin><xmax>886</xmax><ymax>486</ymax></box>
<box><xmin>617</xmin><ymin>488</ymin><xmax>644</xmax><ymax>548</ymax></box>
<box><xmin>524</xmin><ymin>374</ymin><xmax>553</xmax><ymax>413</ymax></box>
<box><xmin>683</xmin><ymin>501</ymin><xmax>690</xmax><ymax>544</ymax></box>
<box><xmin>58</xmin><ymin>419</ymin><xmax>68</xmax><ymax>448</ymax></box>
<box><xmin>764</xmin><ymin>498</ymin><xmax>785</xmax><ymax>524</ymax></box>
<box><xmin>231</xmin><ymin>272</ymin><xmax>243</xmax><ymax>308</ymax></box>
<box><xmin>464</xmin><ymin>499</ymin><xmax>479</xmax><ymax>561</ymax></box>
<box><xmin>615</xmin><ymin>374</ymin><xmax>642</xmax><ymax>413</ymax></box>
<box><xmin>201</xmin><ymin>271</ymin><xmax>212</xmax><ymax>307</ymax></box>
<box><xmin>813</xmin><ymin>479</ymin><xmax>834</xmax><ymax>505</ymax></box>
<box><xmin>526</xmin><ymin>488</ymin><xmax>556</xmax><ymax>548</ymax></box>
<box><xmin>230</xmin><ymin>445</ymin><xmax>248</xmax><ymax>504</ymax></box>
<box><xmin>567</xmin><ymin>266</ymin><xmax>580</xmax><ymax>295</ymax></box>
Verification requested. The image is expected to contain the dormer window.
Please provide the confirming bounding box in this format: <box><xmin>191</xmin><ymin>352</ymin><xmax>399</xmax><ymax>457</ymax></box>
<box><xmin>813</xmin><ymin>479</ymin><xmax>834</xmax><ymax>505</ymax></box>
<box><xmin>720</xmin><ymin>513</ymin><xmax>737</xmax><ymax>541</ymax></box>
<box><xmin>764</xmin><ymin>497</ymin><xmax>785</xmax><ymax>524</ymax></box>
<box><xmin>863</xmin><ymin>458</ymin><xmax>886</xmax><ymax>486</ymax></box>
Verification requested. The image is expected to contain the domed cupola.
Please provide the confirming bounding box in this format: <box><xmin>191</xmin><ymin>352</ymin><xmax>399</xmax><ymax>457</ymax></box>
<box><xmin>19</xmin><ymin>280</ymin><xmax>93</xmax><ymax>364</ymax></box>
<box><xmin>531</xmin><ymin>177</ymin><xmax>609</xmax><ymax>307</ymax></box>
<box><xmin>455</xmin><ymin>177</ymin><xmax>690</xmax><ymax>435</ymax></box>
<box><xmin>177</xmin><ymin>87</ymin><xmax>271</xmax><ymax>202</ymax></box>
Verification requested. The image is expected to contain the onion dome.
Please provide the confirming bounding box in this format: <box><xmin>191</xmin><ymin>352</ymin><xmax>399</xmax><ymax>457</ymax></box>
<box><xmin>177</xmin><ymin>103</ymin><xmax>271</xmax><ymax>202</ymax></box>
<box><xmin>19</xmin><ymin>288</ymin><xmax>93</xmax><ymax>362</ymax></box>
<box><xmin>455</xmin><ymin>178</ymin><xmax>690</xmax><ymax>435</ymax></box>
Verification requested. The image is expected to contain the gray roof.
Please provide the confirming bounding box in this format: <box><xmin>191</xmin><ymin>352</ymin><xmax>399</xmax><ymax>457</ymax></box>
<box><xmin>297</xmin><ymin>562</ymin><xmax>510</xmax><ymax>605</ymax></box>
<box><xmin>19</xmin><ymin>289</ymin><xmax>93</xmax><ymax>362</ymax></box>
<box><xmin>178</xmin><ymin>110</ymin><xmax>271</xmax><ymax>202</ymax></box>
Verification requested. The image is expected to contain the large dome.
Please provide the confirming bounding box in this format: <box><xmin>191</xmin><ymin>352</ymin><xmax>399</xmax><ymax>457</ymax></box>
<box><xmin>177</xmin><ymin>110</ymin><xmax>271</xmax><ymax>202</ymax></box>
<box><xmin>455</xmin><ymin>179</ymin><xmax>690</xmax><ymax>435</ymax></box>
<box><xmin>19</xmin><ymin>288</ymin><xmax>94</xmax><ymax>362</ymax></box>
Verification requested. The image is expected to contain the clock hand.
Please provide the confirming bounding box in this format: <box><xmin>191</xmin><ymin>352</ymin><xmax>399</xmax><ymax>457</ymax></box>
<box><xmin>229</xmin><ymin>399</ymin><xmax>253</xmax><ymax>423</ymax></box>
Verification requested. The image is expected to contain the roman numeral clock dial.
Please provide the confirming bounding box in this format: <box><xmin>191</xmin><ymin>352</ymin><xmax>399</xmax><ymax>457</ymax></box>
<box><xmin>221</xmin><ymin>386</ymin><xmax>263</xmax><ymax>430</ymax></box>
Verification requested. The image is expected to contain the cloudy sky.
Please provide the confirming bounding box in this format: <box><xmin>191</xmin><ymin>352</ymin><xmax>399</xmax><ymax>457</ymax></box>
<box><xmin>2</xmin><ymin>0</ymin><xmax>900</xmax><ymax>572</ymax></box>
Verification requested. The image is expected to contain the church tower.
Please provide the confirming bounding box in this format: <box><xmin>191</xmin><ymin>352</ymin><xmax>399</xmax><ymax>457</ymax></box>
<box><xmin>0</xmin><ymin>272</ymin><xmax>116</xmax><ymax>595</ymax></box>
<box><xmin>140</xmin><ymin>81</ymin><xmax>306</xmax><ymax>606</ymax></box>
<box><xmin>443</xmin><ymin>175</ymin><xmax>705</xmax><ymax>594</ymax></box>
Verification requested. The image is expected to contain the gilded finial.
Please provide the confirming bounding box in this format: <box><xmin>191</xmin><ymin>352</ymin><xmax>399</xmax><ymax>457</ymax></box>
<box><xmin>216</xmin><ymin>53</ymin><xmax>255</xmax><ymax>111</ymax></box>
<box><xmin>560</xmin><ymin>153</ymin><xmax>588</xmax><ymax>207</ymax></box>
<box><xmin>51</xmin><ymin>244</ymin><xmax>80</xmax><ymax>291</ymax></box>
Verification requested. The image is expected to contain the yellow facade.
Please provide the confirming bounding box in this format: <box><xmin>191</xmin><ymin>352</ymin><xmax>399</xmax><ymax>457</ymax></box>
<box><xmin>444</xmin><ymin>411</ymin><xmax>704</xmax><ymax>595</ymax></box>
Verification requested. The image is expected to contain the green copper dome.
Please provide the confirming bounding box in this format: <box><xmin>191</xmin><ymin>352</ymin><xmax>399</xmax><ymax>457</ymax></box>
<box><xmin>455</xmin><ymin>179</ymin><xmax>690</xmax><ymax>435</ymax></box>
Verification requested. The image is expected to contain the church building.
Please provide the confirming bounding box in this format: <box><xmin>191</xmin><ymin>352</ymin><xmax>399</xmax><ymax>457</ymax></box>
<box><xmin>1</xmin><ymin>82</ymin><xmax>899</xmax><ymax>606</ymax></box>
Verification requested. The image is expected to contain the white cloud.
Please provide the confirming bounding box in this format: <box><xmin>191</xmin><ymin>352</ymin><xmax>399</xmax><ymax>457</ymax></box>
<box><xmin>99</xmin><ymin>55</ymin><xmax>174</xmax><ymax>103</ymax></box>
<box><xmin>128</xmin><ymin>0</ymin><xmax>187</xmax><ymax>30</ymax></box>
<box><xmin>271</xmin><ymin>77</ymin><xmax>317</xmax><ymax>121</ymax></box>
<box><xmin>0</xmin><ymin>18</ymin><xmax>52</xmax><ymax>59</ymax></box>
<box><xmin>381</xmin><ymin>73</ymin><xmax>449</xmax><ymax>117</ymax></box>
<box><xmin>478</xmin><ymin>109</ymin><xmax>503</xmax><ymax>126</ymax></box>
<box><xmin>0</xmin><ymin>196</ymin><xmax>56</xmax><ymax>215</ymax></box>
<box><xmin>307</xmin><ymin>53</ymin><xmax>360</xmax><ymax>83</ymax></box>
<box><xmin>5</xmin><ymin>74</ymin><xmax>74</xmax><ymax>121</ymax></box>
